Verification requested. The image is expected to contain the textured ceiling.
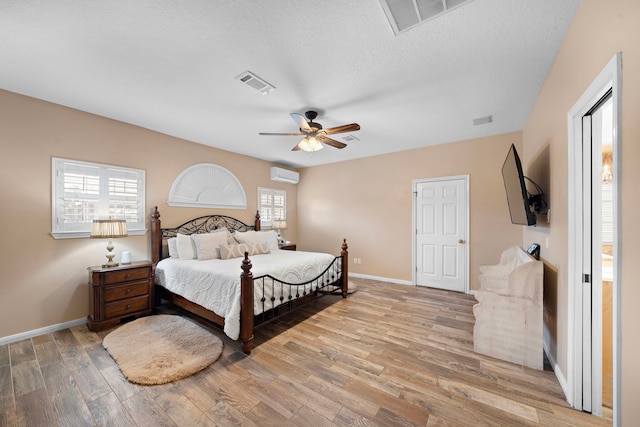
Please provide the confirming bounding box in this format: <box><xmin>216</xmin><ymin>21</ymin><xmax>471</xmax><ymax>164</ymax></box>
<box><xmin>0</xmin><ymin>0</ymin><xmax>579</xmax><ymax>168</ymax></box>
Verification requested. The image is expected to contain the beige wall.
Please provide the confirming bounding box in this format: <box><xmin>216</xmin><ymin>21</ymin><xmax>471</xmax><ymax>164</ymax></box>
<box><xmin>297</xmin><ymin>132</ymin><xmax>524</xmax><ymax>288</ymax></box>
<box><xmin>0</xmin><ymin>89</ymin><xmax>297</xmax><ymax>339</ymax></box>
<box><xmin>522</xmin><ymin>0</ymin><xmax>639</xmax><ymax>421</ymax></box>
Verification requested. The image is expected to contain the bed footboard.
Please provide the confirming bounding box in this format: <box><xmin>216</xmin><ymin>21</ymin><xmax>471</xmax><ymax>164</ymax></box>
<box><xmin>252</xmin><ymin>252</ymin><xmax>345</xmax><ymax>327</ymax></box>
<box><xmin>239</xmin><ymin>239</ymin><xmax>348</xmax><ymax>354</ymax></box>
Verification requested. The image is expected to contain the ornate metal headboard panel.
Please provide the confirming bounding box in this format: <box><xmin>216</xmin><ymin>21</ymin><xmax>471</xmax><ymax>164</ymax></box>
<box><xmin>161</xmin><ymin>215</ymin><xmax>255</xmax><ymax>239</ymax></box>
<box><xmin>150</xmin><ymin>207</ymin><xmax>261</xmax><ymax>264</ymax></box>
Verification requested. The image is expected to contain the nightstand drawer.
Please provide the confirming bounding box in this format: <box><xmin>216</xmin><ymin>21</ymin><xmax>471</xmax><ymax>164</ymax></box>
<box><xmin>104</xmin><ymin>280</ymin><xmax>150</xmax><ymax>302</ymax></box>
<box><xmin>105</xmin><ymin>295</ymin><xmax>149</xmax><ymax>318</ymax></box>
<box><xmin>102</xmin><ymin>267</ymin><xmax>151</xmax><ymax>285</ymax></box>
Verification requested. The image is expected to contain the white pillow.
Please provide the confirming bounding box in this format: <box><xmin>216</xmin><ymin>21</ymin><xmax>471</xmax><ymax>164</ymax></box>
<box><xmin>192</xmin><ymin>232</ymin><xmax>228</xmax><ymax>260</ymax></box>
<box><xmin>176</xmin><ymin>233</ymin><xmax>197</xmax><ymax>260</ymax></box>
<box><xmin>235</xmin><ymin>230</ymin><xmax>280</xmax><ymax>251</ymax></box>
<box><xmin>167</xmin><ymin>237</ymin><xmax>179</xmax><ymax>258</ymax></box>
<box><xmin>258</xmin><ymin>230</ymin><xmax>280</xmax><ymax>252</ymax></box>
<box><xmin>233</xmin><ymin>230</ymin><xmax>262</xmax><ymax>246</ymax></box>
<box><xmin>210</xmin><ymin>227</ymin><xmax>236</xmax><ymax>245</ymax></box>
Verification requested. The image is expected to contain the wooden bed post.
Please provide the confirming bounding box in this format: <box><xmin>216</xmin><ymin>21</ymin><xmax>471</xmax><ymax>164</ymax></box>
<box><xmin>240</xmin><ymin>252</ymin><xmax>255</xmax><ymax>354</ymax></box>
<box><xmin>151</xmin><ymin>206</ymin><xmax>161</xmax><ymax>265</ymax></box>
<box><xmin>254</xmin><ymin>210</ymin><xmax>261</xmax><ymax>231</ymax></box>
<box><xmin>341</xmin><ymin>239</ymin><xmax>349</xmax><ymax>298</ymax></box>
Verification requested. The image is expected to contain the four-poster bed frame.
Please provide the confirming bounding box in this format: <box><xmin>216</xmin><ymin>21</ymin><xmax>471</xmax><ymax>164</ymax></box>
<box><xmin>150</xmin><ymin>206</ymin><xmax>348</xmax><ymax>354</ymax></box>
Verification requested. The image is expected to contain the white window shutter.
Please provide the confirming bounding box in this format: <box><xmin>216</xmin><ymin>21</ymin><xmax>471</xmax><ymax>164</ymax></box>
<box><xmin>52</xmin><ymin>158</ymin><xmax>145</xmax><ymax>238</ymax></box>
<box><xmin>257</xmin><ymin>187</ymin><xmax>287</xmax><ymax>227</ymax></box>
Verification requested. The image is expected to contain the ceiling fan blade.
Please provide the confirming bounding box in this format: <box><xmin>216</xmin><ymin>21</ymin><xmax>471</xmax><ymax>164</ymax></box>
<box><xmin>259</xmin><ymin>132</ymin><xmax>305</xmax><ymax>136</ymax></box>
<box><xmin>291</xmin><ymin>143</ymin><xmax>302</xmax><ymax>151</ymax></box>
<box><xmin>318</xmin><ymin>135</ymin><xmax>347</xmax><ymax>149</ymax></box>
<box><xmin>290</xmin><ymin>113</ymin><xmax>312</xmax><ymax>132</ymax></box>
<box><xmin>324</xmin><ymin>123</ymin><xmax>360</xmax><ymax>135</ymax></box>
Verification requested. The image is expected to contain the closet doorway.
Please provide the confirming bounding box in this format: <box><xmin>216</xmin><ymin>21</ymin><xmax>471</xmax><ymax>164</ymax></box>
<box><xmin>567</xmin><ymin>53</ymin><xmax>620</xmax><ymax>422</ymax></box>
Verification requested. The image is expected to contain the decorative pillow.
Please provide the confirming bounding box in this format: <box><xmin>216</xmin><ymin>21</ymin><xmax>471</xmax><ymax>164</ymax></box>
<box><xmin>219</xmin><ymin>242</ymin><xmax>270</xmax><ymax>260</ymax></box>
<box><xmin>176</xmin><ymin>233</ymin><xmax>197</xmax><ymax>260</ymax></box>
<box><xmin>258</xmin><ymin>230</ymin><xmax>280</xmax><ymax>252</ymax></box>
<box><xmin>210</xmin><ymin>227</ymin><xmax>236</xmax><ymax>245</ymax></box>
<box><xmin>192</xmin><ymin>232</ymin><xmax>228</xmax><ymax>260</ymax></box>
<box><xmin>232</xmin><ymin>230</ymin><xmax>261</xmax><ymax>246</ymax></box>
<box><xmin>234</xmin><ymin>230</ymin><xmax>280</xmax><ymax>251</ymax></box>
<box><xmin>167</xmin><ymin>237</ymin><xmax>179</xmax><ymax>258</ymax></box>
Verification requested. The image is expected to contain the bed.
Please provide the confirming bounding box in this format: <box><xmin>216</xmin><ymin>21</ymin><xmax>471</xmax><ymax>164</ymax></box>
<box><xmin>150</xmin><ymin>206</ymin><xmax>348</xmax><ymax>354</ymax></box>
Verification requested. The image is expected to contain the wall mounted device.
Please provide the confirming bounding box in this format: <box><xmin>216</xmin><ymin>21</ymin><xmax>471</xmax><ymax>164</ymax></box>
<box><xmin>270</xmin><ymin>167</ymin><xmax>299</xmax><ymax>184</ymax></box>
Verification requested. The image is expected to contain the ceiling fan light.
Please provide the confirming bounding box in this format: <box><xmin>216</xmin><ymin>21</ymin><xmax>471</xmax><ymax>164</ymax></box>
<box><xmin>299</xmin><ymin>136</ymin><xmax>323</xmax><ymax>152</ymax></box>
<box><xmin>308</xmin><ymin>136</ymin><xmax>323</xmax><ymax>151</ymax></box>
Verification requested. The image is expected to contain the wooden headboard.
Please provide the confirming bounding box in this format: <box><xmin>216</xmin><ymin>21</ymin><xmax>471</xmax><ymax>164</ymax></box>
<box><xmin>150</xmin><ymin>206</ymin><xmax>261</xmax><ymax>264</ymax></box>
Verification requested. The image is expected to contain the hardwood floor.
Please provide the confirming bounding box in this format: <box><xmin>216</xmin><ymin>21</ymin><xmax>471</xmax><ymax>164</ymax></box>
<box><xmin>0</xmin><ymin>279</ymin><xmax>611</xmax><ymax>426</ymax></box>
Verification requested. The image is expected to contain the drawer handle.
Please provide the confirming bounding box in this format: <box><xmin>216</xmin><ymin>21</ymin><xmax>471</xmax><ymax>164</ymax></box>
<box><xmin>125</xmin><ymin>288</ymin><xmax>131</xmax><ymax>294</ymax></box>
<box><xmin>126</xmin><ymin>304</ymin><xmax>131</xmax><ymax>310</ymax></box>
<box><xmin>125</xmin><ymin>273</ymin><xmax>131</xmax><ymax>279</ymax></box>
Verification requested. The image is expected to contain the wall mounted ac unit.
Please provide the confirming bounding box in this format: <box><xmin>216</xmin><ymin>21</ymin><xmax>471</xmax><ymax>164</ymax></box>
<box><xmin>270</xmin><ymin>167</ymin><xmax>299</xmax><ymax>184</ymax></box>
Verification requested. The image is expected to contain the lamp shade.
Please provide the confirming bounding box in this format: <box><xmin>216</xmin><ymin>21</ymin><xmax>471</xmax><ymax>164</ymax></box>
<box><xmin>272</xmin><ymin>220</ymin><xmax>287</xmax><ymax>230</ymax></box>
<box><xmin>91</xmin><ymin>219</ymin><xmax>128</xmax><ymax>238</ymax></box>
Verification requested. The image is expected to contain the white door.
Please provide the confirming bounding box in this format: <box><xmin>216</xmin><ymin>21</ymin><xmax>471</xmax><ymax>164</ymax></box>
<box><xmin>414</xmin><ymin>176</ymin><xmax>468</xmax><ymax>292</ymax></box>
<box><xmin>568</xmin><ymin>53</ymin><xmax>620</xmax><ymax>422</ymax></box>
<box><xmin>580</xmin><ymin>111</ymin><xmax>595</xmax><ymax>413</ymax></box>
<box><xmin>581</xmin><ymin>90</ymin><xmax>614</xmax><ymax>415</ymax></box>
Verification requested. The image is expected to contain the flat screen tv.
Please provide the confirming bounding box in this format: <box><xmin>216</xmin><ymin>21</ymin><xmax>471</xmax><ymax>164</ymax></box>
<box><xmin>502</xmin><ymin>144</ymin><xmax>537</xmax><ymax>226</ymax></box>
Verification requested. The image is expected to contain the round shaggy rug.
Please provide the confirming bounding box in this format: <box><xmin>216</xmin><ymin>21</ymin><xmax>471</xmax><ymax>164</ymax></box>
<box><xmin>102</xmin><ymin>315</ymin><xmax>223</xmax><ymax>385</ymax></box>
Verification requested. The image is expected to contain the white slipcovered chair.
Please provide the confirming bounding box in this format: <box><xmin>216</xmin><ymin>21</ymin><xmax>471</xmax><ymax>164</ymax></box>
<box><xmin>472</xmin><ymin>246</ymin><xmax>543</xmax><ymax>369</ymax></box>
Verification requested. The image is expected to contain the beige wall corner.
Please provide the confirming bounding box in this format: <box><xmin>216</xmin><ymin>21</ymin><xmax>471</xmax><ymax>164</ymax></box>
<box><xmin>522</xmin><ymin>0</ymin><xmax>640</xmax><ymax>420</ymax></box>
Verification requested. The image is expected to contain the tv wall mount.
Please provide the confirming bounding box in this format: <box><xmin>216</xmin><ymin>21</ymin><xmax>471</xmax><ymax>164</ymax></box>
<box><xmin>524</xmin><ymin>176</ymin><xmax>548</xmax><ymax>216</ymax></box>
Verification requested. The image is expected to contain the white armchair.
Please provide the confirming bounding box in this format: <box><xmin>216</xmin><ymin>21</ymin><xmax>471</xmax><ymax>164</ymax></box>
<box><xmin>473</xmin><ymin>246</ymin><xmax>543</xmax><ymax>369</ymax></box>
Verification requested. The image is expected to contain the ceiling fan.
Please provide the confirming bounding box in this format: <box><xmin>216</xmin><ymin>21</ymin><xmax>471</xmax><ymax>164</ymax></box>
<box><xmin>259</xmin><ymin>111</ymin><xmax>360</xmax><ymax>152</ymax></box>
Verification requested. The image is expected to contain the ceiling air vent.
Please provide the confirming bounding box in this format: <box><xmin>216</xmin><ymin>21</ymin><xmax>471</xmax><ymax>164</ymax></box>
<box><xmin>236</xmin><ymin>71</ymin><xmax>275</xmax><ymax>95</ymax></box>
<box><xmin>473</xmin><ymin>115</ymin><xmax>493</xmax><ymax>126</ymax></box>
<box><xmin>342</xmin><ymin>135</ymin><xmax>360</xmax><ymax>142</ymax></box>
<box><xmin>379</xmin><ymin>0</ymin><xmax>475</xmax><ymax>35</ymax></box>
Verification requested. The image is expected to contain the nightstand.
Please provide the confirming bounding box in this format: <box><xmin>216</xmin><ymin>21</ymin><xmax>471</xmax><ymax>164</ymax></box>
<box><xmin>87</xmin><ymin>261</ymin><xmax>154</xmax><ymax>331</ymax></box>
<box><xmin>279</xmin><ymin>243</ymin><xmax>296</xmax><ymax>251</ymax></box>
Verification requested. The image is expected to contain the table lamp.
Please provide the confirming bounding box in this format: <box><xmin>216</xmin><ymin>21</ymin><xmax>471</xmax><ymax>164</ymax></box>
<box><xmin>91</xmin><ymin>219</ymin><xmax>128</xmax><ymax>267</ymax></box>
<box><xmin>272</xmin><ymin>219</ymin><xmax>287</xmax><ymax>245</ymax></box>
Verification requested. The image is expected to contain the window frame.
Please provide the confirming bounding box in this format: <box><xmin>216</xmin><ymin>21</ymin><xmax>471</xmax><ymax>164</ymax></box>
<box><xmin>257</xmin><ymin>187</ymin><xmax>286</xmax><ymax>228</ymax></box>
<box><xmin>51</xmin><ymin>157</ymin><xmax>146</xmax><ymax>239</ymax></box>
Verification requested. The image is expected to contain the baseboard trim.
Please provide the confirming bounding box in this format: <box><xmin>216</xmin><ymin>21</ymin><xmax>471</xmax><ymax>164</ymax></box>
<box><xmin>0</xmin><ymin>318</ymin><xmax>87</xmax><ymax>346</ymax></box>
<box><xmin>543</xmin><ymin>340</ymin><xmax>570</xmax><ymax>404</ymax></box>
<box><xmin>350</xmin><ymin>272</ymin><xmax>413</xmax><ymax>286</ymax></box>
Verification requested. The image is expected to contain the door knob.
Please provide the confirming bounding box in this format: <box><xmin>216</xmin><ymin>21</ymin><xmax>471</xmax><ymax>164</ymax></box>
<box><xmin>458</xmin><ymin>239</ymin><xmax>466</xmax><ymax>244</ymax></box>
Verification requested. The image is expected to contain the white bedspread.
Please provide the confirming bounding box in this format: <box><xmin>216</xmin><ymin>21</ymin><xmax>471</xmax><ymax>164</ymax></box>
<box><xmin>155</xmin><ymin>250</ymin><xmax>338</xmax><ymax>340</ymax></box>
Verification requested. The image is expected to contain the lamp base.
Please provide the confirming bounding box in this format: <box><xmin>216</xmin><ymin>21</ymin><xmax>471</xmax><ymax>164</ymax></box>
<box><xmin>102</xmin><ymin>263</ymin><xmax>120</xmax><ymax>268</ymax></box>
<box><xmin>103</xmin><ymin>253</ymin><xmax>119</xmax><ymax>268</ymax></box>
